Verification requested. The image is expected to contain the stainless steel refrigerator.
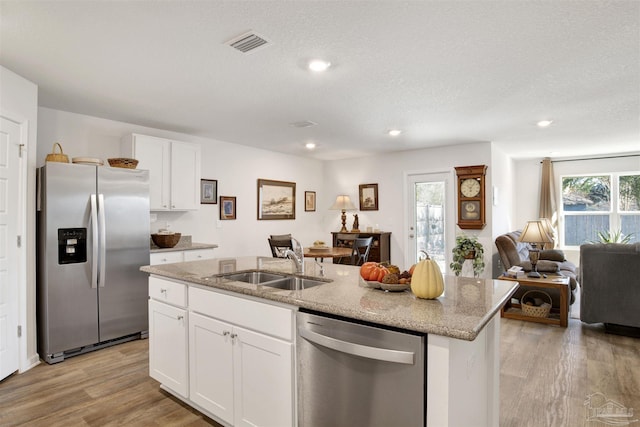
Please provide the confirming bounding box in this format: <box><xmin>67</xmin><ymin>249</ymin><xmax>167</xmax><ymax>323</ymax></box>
<box><xmin>37</xmin><ymin>162</ymin><xmax>150</xmax><ymax>364</ymax></box>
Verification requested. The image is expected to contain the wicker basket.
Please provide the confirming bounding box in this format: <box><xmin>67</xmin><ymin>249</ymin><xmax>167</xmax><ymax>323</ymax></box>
<box><xmin>151</xmin><ymin>233</ymin><xmax>181</xmax><ymax>248</ymax></box>
<box><xmin>45</xmin><ymin>142</ymin><xmax>69</xmax><ymax>163</ymax></box>
<box><xmin>108</xmin><ymin>158</ymin><xmax>139</xmax><ymax>169</ymax></box>
<box><xmin>521</xmin><ymin>290</ymin><xmax>552</xmax><ymax>318</ymax></box>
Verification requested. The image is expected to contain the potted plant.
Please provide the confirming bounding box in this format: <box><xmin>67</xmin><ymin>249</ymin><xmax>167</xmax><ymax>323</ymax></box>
<box><xmin>589</xmin><ymin>229</ymin><xmax>634</xmax><ymax>244</ymax></box>
<box><xmin>450</xmin><ymin>234</ymin><xmax>485</xmax><ymax>277</ymax></box>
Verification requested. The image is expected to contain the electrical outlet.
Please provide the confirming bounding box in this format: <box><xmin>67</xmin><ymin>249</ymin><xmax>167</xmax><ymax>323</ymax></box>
<box><xmin>150</xmin><ymin>213</ymin><xmax>157</xmax><ymax>222</ymax></box>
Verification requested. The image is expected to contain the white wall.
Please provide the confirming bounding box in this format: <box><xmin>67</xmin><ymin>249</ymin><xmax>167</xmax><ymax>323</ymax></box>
<box><xmin>323</xmin><ymin>142</ymin><xmax>495</xmax><ymax>276</ymax></box>
<box><xmin>513</xmin><ymin>154</ymin><xmax>640</xmax><ymax>264</ymax></box>
<box><xmin>37</xmin><ymin>108</ymin><xmax>326</xmax><ymax>258</ymax></box>
<box><xmin>1</xmin><ymin>66</ymin><xmax>39</xmax><ymax>371</ymax></box>
<box><xmin>490</xmin><ymin>144</ymin><xmax>515</xmax><ymax>275</ymax></box>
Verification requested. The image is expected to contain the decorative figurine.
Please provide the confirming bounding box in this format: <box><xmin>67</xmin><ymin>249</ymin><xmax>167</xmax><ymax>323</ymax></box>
<box><xmin>351</xmin><ymin>214</ymin><xmax>360</xmax><ymax>232</ymax></box>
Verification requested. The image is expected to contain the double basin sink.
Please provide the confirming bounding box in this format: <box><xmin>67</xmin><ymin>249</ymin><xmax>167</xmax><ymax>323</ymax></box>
<box><xmin>218</xmin><ymin>271</ymin><xmax>330</xmax><ymax>290</ymax></box>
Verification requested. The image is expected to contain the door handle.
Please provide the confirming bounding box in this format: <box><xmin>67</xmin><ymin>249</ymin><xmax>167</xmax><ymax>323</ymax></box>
<box><xmin>90</xmin><ymin>194</ymin><xmax>98</xmax><ymax>289</ymax></box>
<box><xmin>97</xmin><ymin>194</ymin><xmax>106</xmax><ymax>288</ymax></box>
<box><xmin>299</xmin><ymin>327</ymin><xmax>415</xmax><ymax>364</ymax></box>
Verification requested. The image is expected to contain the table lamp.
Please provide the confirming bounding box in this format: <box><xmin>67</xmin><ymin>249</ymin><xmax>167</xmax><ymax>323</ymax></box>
<box><xmin>518</xmin><ymin>220</ymin><xmax>553</xmax><ymax>278</ymax></box>
<box><xmin>330</xmin><ymin>195</ymin><xmax>356</xmax><ymax>233</ymax></box>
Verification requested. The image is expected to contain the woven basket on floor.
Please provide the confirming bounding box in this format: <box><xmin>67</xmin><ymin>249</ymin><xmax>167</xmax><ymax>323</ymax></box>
<box><xmin>107</xmin><ymin>158</ymin><xmax>139</xmax><ymax>169</ymax></box>
<box><xmin>45</xmin><ymin>142</ymin><xmax>69</xmax><ymax>163</ymax></box>
<box><xmin>521</xmin><ymin>290</ymin><xmax>552</xmax><ymax>318</ymax></box>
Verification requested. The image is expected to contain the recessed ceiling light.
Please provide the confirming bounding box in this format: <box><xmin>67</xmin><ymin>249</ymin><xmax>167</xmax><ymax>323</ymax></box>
<box><xmin>388</xmin><ymin>129</ymin><xmax>402</xmax><ymax>136</ymax></box>
<box><xmin>537</xmin><ymin>120</ymin><xmax>553</xmax><ymax>128</ymax></box>
<box><xmin>305</xmin><ymin>142</ymin><xmax>316</xmax><ymax>150</ymax></box>
<box><xmin>308</xmin><ymin>59</ymin><xmax>331</xmax><ymax>72</ymax></box>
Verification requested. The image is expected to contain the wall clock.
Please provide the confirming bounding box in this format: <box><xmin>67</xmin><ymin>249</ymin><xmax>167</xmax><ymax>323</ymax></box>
<box><xmin>454</xmin><ymin>165</ymin><xmax>487</xmax><ymax>229</ymax></box>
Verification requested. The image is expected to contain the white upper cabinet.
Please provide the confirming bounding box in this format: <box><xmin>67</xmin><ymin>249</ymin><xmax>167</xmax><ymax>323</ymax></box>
<box><xmin>122</xmin><ymin>133</ymin><xmax>201</xmax><ymax>211</ymax></box>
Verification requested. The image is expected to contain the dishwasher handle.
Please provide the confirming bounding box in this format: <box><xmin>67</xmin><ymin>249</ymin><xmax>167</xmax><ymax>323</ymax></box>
<box><xmin>299</xmin><ymin>327</ymin><xmax>415</xmax><ymax>365</ymax></box>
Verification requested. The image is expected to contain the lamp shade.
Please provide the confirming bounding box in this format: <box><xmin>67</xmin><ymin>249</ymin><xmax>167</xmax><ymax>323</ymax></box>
<box><xmin>330</xmin><ymin>195</ymin><xmax>356</xmax><ymax>211</ymax></box>
<box><xmin>539</xmin><ymin>217</ymin><xmax>554</xmax><ymax>237</ymax></box>
<box><xmin>519</xmin><ymin>220</ymin><xmax>553</xmax><ymax>244</ymax></box>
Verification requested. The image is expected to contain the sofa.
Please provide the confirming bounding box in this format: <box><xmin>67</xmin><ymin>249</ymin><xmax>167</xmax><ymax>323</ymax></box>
<box><xmin>579</xmin><ymin>243</ymin><xmax>640</xmax><ymax>334</ymax></box>
<box><xmin>495</xmin><ymin>230</ymin><xmax>579</xmax><ymax>306</ymax></box>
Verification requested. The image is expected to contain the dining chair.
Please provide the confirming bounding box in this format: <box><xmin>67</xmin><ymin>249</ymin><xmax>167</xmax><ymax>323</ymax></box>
<box><xmin>335</xmin><ymin>233</ymin><xmax>358</xmax><ymax>263</ymax></box>
<box><xmin>350</xmin><ymin>237</ymin><xmax>373</xmax><ymax>266</ymax></box>
<box><xmin>268</xmin><ymin>235</ymin><xmax>293</xmax><ymax>258</ymax></box>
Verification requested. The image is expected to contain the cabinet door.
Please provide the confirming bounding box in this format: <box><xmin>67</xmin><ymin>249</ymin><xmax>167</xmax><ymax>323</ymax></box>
<box><xmin>183</xmin><ymin>248</ymin><xmax>215</xmax><ymax>262</ymax></box>
<box><xmin>233</xmin><ymin>325</ymin><xmax>294</xmax><ymax>427</ymax></box>
<box><xmin>133</xmin><ymin>135</ymin><xmax>171</xmax><ymax>210</ymax></box>
<box><xmin>170</xmin><ymin>142</ymin><xmax>201</xmax><ymax>210</ymax></box>
<box><xmin>148</xmin><ymin>300</ymin><xmax>188</xmax><ymax>397</ymax></box>
<box><xmin>189</xmin><ymin>312</ymin><xmax>235</xmax><ymax>425</ymax></box>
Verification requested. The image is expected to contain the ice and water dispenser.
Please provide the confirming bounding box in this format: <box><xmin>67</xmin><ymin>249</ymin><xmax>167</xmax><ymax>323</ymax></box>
<box><xmin>58</xmin><ymin>228</ymin><xmax>87</xmax><ymax>264</ymax></box>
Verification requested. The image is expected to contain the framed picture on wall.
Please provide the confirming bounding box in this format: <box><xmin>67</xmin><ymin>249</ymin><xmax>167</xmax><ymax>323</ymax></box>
<box><xmin>200</xmin><ymin>179</ymin><xmax>218</xmax><ymax>204</ymax></box>
<box><xmin>257</xmin><ymin>178</ymin><xmax>296</xmax><ymax>220</ymax></box>
<box><xmin>305</xmin><ymin>191</ymin><xmax>316</xmax><ymax>212</ymax></box>
<box><xmin>359</xmin><ymin>183</ymin><xmax>379</xmax><ymax>211</ymax></box>
<box><xmin>220</xmin><ymin>196</ymin><xmax>236</xmax><ymax>220</ymax></box>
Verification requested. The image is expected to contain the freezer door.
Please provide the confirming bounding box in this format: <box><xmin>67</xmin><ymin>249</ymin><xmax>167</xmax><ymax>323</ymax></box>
<box><xmin>37</xmin><ymin>162</ymin><xmax>99</xmax><ymax>356</ymax></box>
<box><xmin>97</xmin><ymin>167</ymin><xmax>150</xmax><ymax>341</ymax></box>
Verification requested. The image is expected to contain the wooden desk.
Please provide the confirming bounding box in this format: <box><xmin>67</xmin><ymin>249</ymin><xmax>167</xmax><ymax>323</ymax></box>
<box><xmin>303</xmin><ymin>247</ymin><xmax>352</xmax><ymax>262</ymax></box>
<box><xmin>500</xmin><ymin>274</ymin><xmax>570</xmax><ymax>327</ymax></box>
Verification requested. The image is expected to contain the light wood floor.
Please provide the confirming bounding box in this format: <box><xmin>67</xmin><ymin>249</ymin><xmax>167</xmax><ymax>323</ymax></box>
<box><xmin>1</xmin><ymin>318</ymin><xmax>638</xmax><ymax>426</ymax></box>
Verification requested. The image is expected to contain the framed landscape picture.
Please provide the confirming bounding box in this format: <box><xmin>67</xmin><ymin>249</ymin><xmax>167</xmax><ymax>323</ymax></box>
<box><xmin>200</xmin><ymin>179</ymin><xmax>218</xmax><ymax>204</ymax></box>
<box><xmin>220</xmin><ymin>196</ymin><xmax>236</xmax><ymax>220</ymax></box>
<box><xmin>257</xmin><ymin>179</ymin><xmax>296</xmax><ymax>220</ymax></box>
<box><xmin>359</xmin><ymin>183</ymin><xmax>379</xmax><ymax>211</ymax></box>
<box><xmin>305</xmin><ymin>191</ymin><xmax>316</xmax><ymax>212</ymax></box>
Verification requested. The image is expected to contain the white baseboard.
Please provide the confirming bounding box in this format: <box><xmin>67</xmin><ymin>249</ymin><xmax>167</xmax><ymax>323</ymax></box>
<box><xmin>20</xmin><ymin>354</ymin><xmax>41</xmax><ymax>373</ymax></box>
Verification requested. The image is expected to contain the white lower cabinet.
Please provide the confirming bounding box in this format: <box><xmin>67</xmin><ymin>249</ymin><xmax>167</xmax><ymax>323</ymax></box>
<box><xmin>189</xmin><ymin>312</ymin><xmax>293</xmax><ymax>427</ymax></box>
<box><xmin>148</xmin><ymin>277</ymin><xmax>295</xmax><ymax>427</ymax></box>
<box><xmin>148</xmin><ymin>299</ymin><xmax>188</xmax><ymax>398</ymax></box>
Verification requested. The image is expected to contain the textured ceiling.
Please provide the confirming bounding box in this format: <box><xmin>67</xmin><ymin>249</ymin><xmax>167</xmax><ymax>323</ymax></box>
<box><xmin>1</xmin><ymin>1</ymin><xmax>638</xmax><ymax>160</ymax></box>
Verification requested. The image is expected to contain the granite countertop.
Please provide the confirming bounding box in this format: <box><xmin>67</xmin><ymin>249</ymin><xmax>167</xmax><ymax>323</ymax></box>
<box><xmin>140</xmin><ymin>256</ymin><xmax>519</xmax><ymax>341</ymax></box>
<box><xmin>150</xmin><ymin>234</ymin><xmax>218</xmax><ymax>253</ymax></box>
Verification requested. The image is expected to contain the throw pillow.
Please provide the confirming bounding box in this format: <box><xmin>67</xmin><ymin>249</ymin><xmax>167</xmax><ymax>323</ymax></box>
<box><xmin>540</xmin><ymin>249</ymin><xmax>565</xmax><ymax>262</ymax></box>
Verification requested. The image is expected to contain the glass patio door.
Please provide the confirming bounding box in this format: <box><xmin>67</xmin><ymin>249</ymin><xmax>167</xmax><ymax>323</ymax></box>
<box><xmin>406</xmin><ymin>173</ymin><xmax>450</xmax><ymax>272</ymax></box>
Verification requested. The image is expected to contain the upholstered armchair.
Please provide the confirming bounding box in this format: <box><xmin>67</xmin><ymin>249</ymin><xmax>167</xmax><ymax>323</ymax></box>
<box><xmin>579</xmin><ymin>243</ymin><xmax>640</xmax><ymax>334</ymax></box>
<box><xmin>495</xmin><ymin>230</ymin><xmax>579</xmax><ymax>306</ymax></box>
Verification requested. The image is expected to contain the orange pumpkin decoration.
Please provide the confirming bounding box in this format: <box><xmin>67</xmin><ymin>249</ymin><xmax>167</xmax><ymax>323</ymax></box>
<box><xmin>360</xmin><ymin>262</ymin><xmax>390</xmax><ymax>282</ymax></box>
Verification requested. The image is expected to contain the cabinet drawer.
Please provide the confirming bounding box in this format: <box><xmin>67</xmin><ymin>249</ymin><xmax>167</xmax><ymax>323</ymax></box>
<box><xmin>149</xmin><ymin>277</ymin><xmax>187</xmax><ymax>308</ymax></box>
<box><xmin>189</xmin><ymin>287</ymin><xmax>293</xmax><ymax>341</ymax></box>
<box><xmin>183</xmin><ymin>248</ymin><xmax>215</xmax><ymax>262</ymax></box>
<box><xmin>150</xmin><ymin>251</ymin><xmax>183</xmax><ymax>265</ymax></box>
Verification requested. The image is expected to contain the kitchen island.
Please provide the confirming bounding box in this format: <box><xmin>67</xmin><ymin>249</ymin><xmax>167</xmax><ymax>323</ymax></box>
<box><xmin>141</xmin><ymin>256</ymin><xmax>518</xmax><ymax>427</ymax></box>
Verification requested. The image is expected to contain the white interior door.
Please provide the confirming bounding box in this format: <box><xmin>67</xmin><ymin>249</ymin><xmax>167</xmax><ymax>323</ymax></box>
<box><xmin>406</xmin><ymin>172</ymin><xmax>452</xmax><ymax>272</ymax></box>
<box><xmin>0</xmin><ymin>116</ymin><xmax>20</xmax><ymax>381</ymax></box>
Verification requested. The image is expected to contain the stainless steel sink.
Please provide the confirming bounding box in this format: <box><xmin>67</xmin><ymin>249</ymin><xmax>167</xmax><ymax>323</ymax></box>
<box><xmin>221</xmin><ymin>271</ymin><xmax>288</xmax><ymax>284</ymax></box>
<box><xmin>218</xmin><ymin>270</ymin><xmax>330</xmax><ymax>290</ymax></box>
<box><xmin>262</xmin><ymin>276</ymin><xmax>329</xmax><ymax>290</ymax></box>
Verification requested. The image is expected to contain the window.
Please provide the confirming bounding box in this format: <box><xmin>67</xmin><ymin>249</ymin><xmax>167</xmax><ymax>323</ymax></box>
<box><xmin>561</xmin><ymin>173</ymin><xmax>640</xmax><ymax>246</ymax></box>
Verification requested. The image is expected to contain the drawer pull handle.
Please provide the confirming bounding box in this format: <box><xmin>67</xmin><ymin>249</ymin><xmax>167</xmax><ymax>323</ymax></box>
<box><xmin>177</xmin><ymin>315</ymin><xmax>184</xmax><ymax>321</ymax></box>
<box><xmin>223</xmin><ymin>331</ymin><xmax>230</xmax><ymax>336</ymax></box>
<box><xmin>160</xmin><ymin>288</ymin><xmax>167</xmax><ymax>294</ymax></box>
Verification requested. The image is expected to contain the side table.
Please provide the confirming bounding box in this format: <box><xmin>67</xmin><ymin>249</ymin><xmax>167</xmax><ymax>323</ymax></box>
<box><xmin>499</xmin><ymin>274</ymin><xmax>570</xmax><ymax>327</ymax></box>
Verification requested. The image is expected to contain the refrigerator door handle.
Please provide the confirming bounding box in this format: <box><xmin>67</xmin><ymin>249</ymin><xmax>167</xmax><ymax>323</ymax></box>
<box><xmin>98</xmin><ymin>194</ymin><xmax>106</xmax><ymax>288</ymax></box>
<box><xmin>90</xmin><ymin>194</ymin><xmax>99</xmax><ymax>289</ymax></box>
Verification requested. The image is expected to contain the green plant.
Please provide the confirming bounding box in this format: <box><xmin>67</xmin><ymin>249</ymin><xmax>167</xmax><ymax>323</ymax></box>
<box><xmin>450</xmin><ymin>234</ymin><xmax>485</xmax><ymax>277</ymax></box>
<box><xmin>590</xmin><ymin>229</ymin><xmax>634</xmax><ymax>244</ymax></box>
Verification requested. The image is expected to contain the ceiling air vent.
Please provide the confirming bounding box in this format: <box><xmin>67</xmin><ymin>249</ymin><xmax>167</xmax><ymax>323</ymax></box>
<box><xmin>290</xmin><ymin>121</ymin><xmax>318</xmax><ymax>128</ymax></box>
<box><xmin>226</xmin><ymin>31</ymin><xmax>269</xmax><ymax>54</ymax></box>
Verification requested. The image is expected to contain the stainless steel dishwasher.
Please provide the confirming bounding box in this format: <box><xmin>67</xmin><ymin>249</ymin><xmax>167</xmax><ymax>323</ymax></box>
<box><xmin>297</xmin><ymin>310</ymin><xmax>426</xmax><ymax>427</ymax></box>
